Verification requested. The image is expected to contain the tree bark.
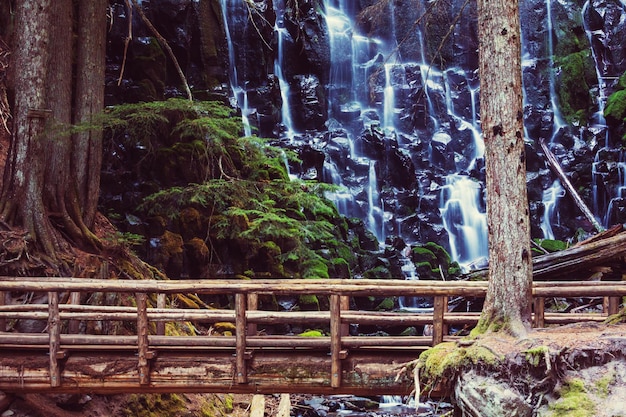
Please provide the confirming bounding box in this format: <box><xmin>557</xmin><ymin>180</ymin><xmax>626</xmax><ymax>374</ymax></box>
<box><xmin>73</xmin><ymin>0</ymin><xmax>106</xmax><ymax>230</ymax></box>
<box><xmin>474</xmin><ymin>0</ymin><xmax>532</xmax><ymax>337</ymax></box>
<box><xmin>1</xmin><ymin>0</ymin><xmax>57</xmax><ymax>256</ymax></box>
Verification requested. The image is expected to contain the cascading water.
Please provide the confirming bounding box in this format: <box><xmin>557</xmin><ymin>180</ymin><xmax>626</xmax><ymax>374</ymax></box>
<box><xmin>545</xmin><ymin>0</ymin><xmax>567</xmax><ymax>139</ymax></box>
<box><xmin>274</xmin><ymin>23</ymin><xmax>295</xmax><ymax>136</ymax></box>
<box><xmin>440</xmin><ymin>175</ymin><xmax>488</xmax><ymax>269</ymax></box>
<box><xmin>540</xmin><ymin>180</ymin><xmax>565</xmax><ymax>239</ymax></box>
<box><xmin>221</xmin><ymin>0</ymin><xmax>252</xmax><ymax>137</ymax></box>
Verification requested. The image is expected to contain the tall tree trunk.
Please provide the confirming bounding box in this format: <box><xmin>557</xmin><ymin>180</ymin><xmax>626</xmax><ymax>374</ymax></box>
<box><xmin>1</xmin><ymin>0</ymin><xmax>57</xmax><ymax>256</ymax></box>
<box><xmin>73</xmin><ymin>0</ymin><xmax>106</xmax><ymax>231</ymax></box>
<box><xmin>45</xmin><ymin>0</ymin><xmax>79</xmax><ymax>238</ymax></box>
<box><xmin>474</xmin><ymin>0</ymin><xmax>532</xmax><ymax>337</ymax></box>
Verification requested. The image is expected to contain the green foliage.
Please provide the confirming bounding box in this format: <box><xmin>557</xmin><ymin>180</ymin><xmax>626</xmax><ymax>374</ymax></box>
<box><xmin>101</xmin><ymin>98</ymin><xmax>358</xmax><ymax>281</ymax></box>
<box><xmin>533</xmin><ymin>238</ymin><xmax>569</xmax><ymax>253</ymax></box>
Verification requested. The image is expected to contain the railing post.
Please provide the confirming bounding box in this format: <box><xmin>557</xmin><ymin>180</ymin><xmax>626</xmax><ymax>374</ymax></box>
<box><xmin>604</xmin><ymin>296</ymin><xmax>621</xmax><ymax>316</ymax></box>
<box><xmin>156</xmin><ymin>293</ymin><xmax>166</xmax><ymax>336</ymax></box>
<box><xmin>68</xmin><ymin>292</ymin><xmax>81</xmax><ymax>334</ymax></box>
<box><xmin>247</xmin><ymin>293</ymin><xmax>258</xmax><ymax>336</ymax></box>
<box><xmin>330</xmin><ymin>294</ymin><xmax>344</xmax><ymax>388</ymax></box>
<box><xmin>136</xmin><ymin>292</ymin><xmax>150</xmax><ymax>385</ymax></box>
<box><xmin>235</xmin><ymin>293</ymin><xmax>248</xmax><ymax>384</ymax></box>
<box><xmin>533</xmin><ymin>297</ymin><xmax>545</xmax><ymax>328</ymax></box>
<box><xmin>340</xmin><ymin>295</ymin><xmax>350</xmax><ymax>337</ymax></box>
<box><xmin>48</xmin><ymin>291</ymin><xmax>61</xmax><ymax>387</ymax></box>
<box><xmin>0</xmin><ymin>291</ymin><xmax>5</xmax><ymax>332</ymax></box>
<box><xmin>432</xmin><ymin>296</ymin><xmax>448</xmax><ymax>346</ymax></box>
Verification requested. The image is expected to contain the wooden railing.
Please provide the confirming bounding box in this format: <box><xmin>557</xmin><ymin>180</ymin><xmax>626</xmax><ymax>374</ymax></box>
<box><xmin>0</xmin><ymin>277</ymin><xmax>623</xmax><ymax>394</ymax></box>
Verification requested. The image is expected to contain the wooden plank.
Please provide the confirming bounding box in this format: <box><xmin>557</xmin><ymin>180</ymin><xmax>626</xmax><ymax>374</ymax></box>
<box><xmin>235</xmin><ymin>293</ymin><xmax>247</xmax><ymax>384</ymax></box>
<box><xmin>330</xmin><ymin>294</ymin><xmax>342</xmax><ymax>388</ymax></box>
<box><xmin>48</xmin><ymin>292</ymin><xmax>61</xmax><ymax>387</ymax></box>
<box><xmin>276</xmin><ymin>394</ymin><xmax>290</xmax><ymax>417</ymax></box>
<box><xmin>136</xmin><ymin>292</ymin><xmax>150</xmax><ymax>385</ymax></box>
<box><xmin>533</xmin><ymin>297</ymin><xmax>545</xmax><ymax>328</ymax></box>
<box><xmin>250</xmin><ymin>394</ymin><xmax>265</xmax><ymax>417</ymax></box>
<box><xmin>432</xmin><ymin>296</ymin><xmax>448</xmax><ymax>346</ymax></box>
<box><xmin>0</xmin><ymin>349</ymin><xmax>418</xmax><ymax>395</ymax></box>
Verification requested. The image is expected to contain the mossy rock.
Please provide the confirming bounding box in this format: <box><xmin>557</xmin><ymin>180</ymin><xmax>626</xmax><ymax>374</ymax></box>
<box><xmin>411</xmin><ymin>247</ymin><xmax>438</xmax><ymax>266</ymax></box>
<box><xmin>605</xmin><ymin>89</ymin><xmax>626</xmax><ymax>124</ymax></box>
<box><xmin>555</xmin><ymin>51</ymin><xmax>595</xmax><ymax>124</ymax></box>
<box><xmin>123</xmin><ymin>393</ymin><xmax>185</xmax><ymax>417</ymax></box>
<box><xmin>375</xmin><ymin>297</ymin><xmax>395</xmax><ymax>311</ymax></box>
<box><xmin>298</xmin><ymin>294</ymin><xmax>320</xmax><ymax>311</ymax></box>
<box><xmin>418</xmin><ymin>342</ymin><xmax>503</xmax><ymax>393</ymax></box>
<box><xmin>332</xmin><ymin>257</ymin><xmax>351</xmax><ymax>278</ymax></box>
<box><xmin>547</xmin><ymin>378</ymin><xmax>596</xmax><ymax>417</ymax></box>
<box><xmin>363</xmin><ymin>265</ymin><xmax>392</xmax><ymax>279</ymax></box>
<box><xmin>302</xmin><ymin>258</ymin><xmax>329</xmax><ymax>279</ymax></box>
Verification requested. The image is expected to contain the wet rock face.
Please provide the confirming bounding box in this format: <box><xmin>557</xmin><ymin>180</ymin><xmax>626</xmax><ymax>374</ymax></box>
<box><xmin>104</xmin><ymin>0</ymin><xmax>626</xmax><ymax>268</ymax></box>
<box><xmin>106</xmin><ymin>0</ymin><xmax>229</xmax><ymax>104</ymax></box>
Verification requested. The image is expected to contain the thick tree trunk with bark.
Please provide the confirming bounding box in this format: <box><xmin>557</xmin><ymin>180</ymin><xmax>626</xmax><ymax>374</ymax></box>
<box><xmin>1</xmin><ymin>0</ymin><xmax>106</xmax><ymax>260</ymax></box>
<box><xmin>474</xmin><ymin>0</ymin><xmax>532</xmax><ymax>337</ymax></box>
<box><xmin>1</xmin><ymin>0</ymin><xmax>58</xmax><ymax>256</ymax></box>
<box><xmin>73</xmin><ymin>0</ymin><xmax>106</xmax><ymax>231</ymax></box>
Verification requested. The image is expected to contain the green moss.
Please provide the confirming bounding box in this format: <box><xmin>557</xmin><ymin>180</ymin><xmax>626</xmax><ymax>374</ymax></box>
<box><xmin>555</xmin><ymin>51</ymin><xmax>594</xmax><ymax>124</ymax></box>
<box><xmin>523</xmin><ymin>346</ymin><xmax>550</xmax><ymax>367</ymax></box>
<box><xmin>418</xmin><ymin>342</ymin><xmax>502</xmax><ymax>393</ymax></box>
<box><xmin>548</xmin><ymin>378</ymin><xmax>596</xmax><ymax>417</ymax></box>
<box><xmin>605</xmin><ymin>89</ymin><xmax>626</xmax><ymax>123</ymax></box>
<box><xmin>375</xmin><ymin>297</ymin><xmax>395</xmax><ymax>311</ymax></box>
<box><xmin>534</xmin><ymin>238</ymin><xmax>568</xmax><ymax>253</ymax></box>
<box><xmin>298</xmin><ymin>294</ymin><xmax>320</xmax><ymax>310</ymax></box>
<box><xmin>594</xmin><ymin>371</ymin><xmax>614</xmax><ymax>399</ymax></box>
<box><xmin>363</xmin><ymin>265</ymin><xmax>392</xmax><ymax>279</ymax></box>
<box><xmin>124</xmin><ymin>393</ymin><xmax>185</xmax><ymax>417</ymax></box>
<box><xmin>412</xmin><ymin>247</ymin><xmax>438</xmax><ymax>265</ymax></box>
<box><xmin>299</xmin><ymin>329</ymin><xmax>324</xmax><ymax>337</ymax></box>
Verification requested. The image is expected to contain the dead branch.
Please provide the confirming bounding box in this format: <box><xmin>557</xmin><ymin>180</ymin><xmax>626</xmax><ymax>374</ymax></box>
<box><xmin>539</xmin><ymin>137</ymin><xmax>604</xmax><ymax>233</ymax></box>
<box><xmin>117</xmin><ymin>0</ymin><xmax>133</xmax><ymax>86</ymax></box>
<box><xmin>130</xmin><ymin>0</ymin><xmax>193</xmax><ymax>101</ymax></box>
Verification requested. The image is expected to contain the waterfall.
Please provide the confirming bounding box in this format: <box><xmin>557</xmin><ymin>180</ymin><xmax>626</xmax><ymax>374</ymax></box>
<box><xmin>274</xmin><ymin>25</ymin><xmax>295</xmax><ymax>136</ymax></box>
<box><xmin>583</xmin><ymin>0</ymin><xmax>618</xmax><ymax>227</ymax></box>
<box><xmin>221</xmin><ymin>0</ymin><xmax>252</xmax><ymax>137</ymax></box>
<box><xmin>545</xmin><ymin>0</ymin><xmax>566</xmax><ymax>139</ymax></box>
<box><xmin>367</xmin><ymin>161</ymin><xmax>384</xmax><ymax>243</ymax></box>
<box><xmin>383</xmin><ymin>64</ymin><xmax>396</xmax><ymax>130</ymax></box>
<box><xmin>440</xmin><ymin>175</ymin><xmax>488</xmax><ymax>270</ymax></box>
<box><xmin>540</xmin><ymin>180</ymin><xmax>565</xmax><ymax>239</ymax></box>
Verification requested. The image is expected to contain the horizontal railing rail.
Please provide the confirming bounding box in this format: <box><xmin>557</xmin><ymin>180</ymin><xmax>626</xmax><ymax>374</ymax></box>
<box><xmin>0</xmin><ymin>278</ymin><xmax>623</xmax><ymax>393</ymax></box>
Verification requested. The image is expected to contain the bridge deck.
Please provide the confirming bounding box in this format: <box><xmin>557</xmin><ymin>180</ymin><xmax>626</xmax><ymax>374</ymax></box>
<box><xmin>0</xmin><ymin>278</ymin><xmax>623</xmax><ymax>395</ymax></box>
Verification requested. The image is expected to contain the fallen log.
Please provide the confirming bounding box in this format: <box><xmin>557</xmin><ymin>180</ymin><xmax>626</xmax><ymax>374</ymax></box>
<box><xmin>539</xmin><ymin>137</ymin><xmax>604</xmax><ymax>233</ymax></box>
<box><xmin>467</xmin><ymin>225</ymin><xmax>626</xmax><ymax>280</ymax></box>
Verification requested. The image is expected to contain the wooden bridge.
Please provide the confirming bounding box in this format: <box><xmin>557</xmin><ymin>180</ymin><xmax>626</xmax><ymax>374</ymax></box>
<box><xmin>0</xmin><ymin>277</ymin><xmax>624</xmax><ymax>395</ymax></box>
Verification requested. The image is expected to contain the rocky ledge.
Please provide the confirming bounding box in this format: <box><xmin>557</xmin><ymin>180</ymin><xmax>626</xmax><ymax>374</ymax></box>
<box><xmin>417</xmin><ymin>322</ymin><xmax>626</xmax><ymax>416</ymax></box>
